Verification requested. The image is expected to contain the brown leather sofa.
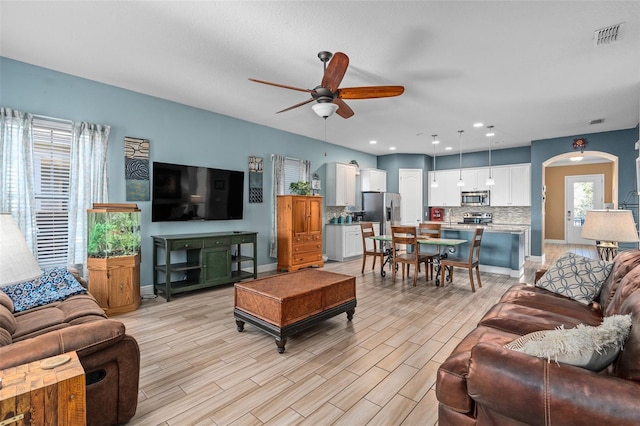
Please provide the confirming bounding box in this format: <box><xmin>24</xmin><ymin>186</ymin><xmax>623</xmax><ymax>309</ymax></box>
<box><xmin>0</xmin><ymin>274</ymin><xmax>139</xmax><ymax>426</ymax></box>
<box><xmin>436</xmin><ymin>250</ymin><xmax>640</xmax><ymax>425</ymax></box>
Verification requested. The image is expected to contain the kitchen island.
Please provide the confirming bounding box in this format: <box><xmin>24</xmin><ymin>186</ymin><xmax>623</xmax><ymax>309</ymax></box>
<box><xmin>423</xmin><ymin>223</ymin><xmax>529</xmax><ymax>278</ymax></box>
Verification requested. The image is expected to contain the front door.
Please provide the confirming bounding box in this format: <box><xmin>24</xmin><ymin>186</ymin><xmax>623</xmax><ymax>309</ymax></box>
<box><xmin>565</xmin><ymin>174</ymin><xmax>604</xmax><ymax>244</ymax></box>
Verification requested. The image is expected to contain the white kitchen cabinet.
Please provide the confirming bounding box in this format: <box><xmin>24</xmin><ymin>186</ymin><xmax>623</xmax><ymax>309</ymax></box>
<box><xmin>326</xmin><ymin>224</ymin><xmax>363</xmax><ymax>261</ymax></box>
<box><xmin>326</xmin><ymin>162</ymin><xmax>357</xmax><ymax>206</ymax></box>
<box><xmin>509</xmin><ymin>164</ymin><xmax>531</xmax><ymax>206</ymax></box>
<box><xmin>462</xmin><ymin>168</ymin><xmax>492</xmax><ymax>192</ymax></box>
<box><xmin>490</xmin><ymin>164</ymin><xmax>531</xmax><ymax>206</ymax></box>
<box><xmin>428</xmin><ymin>170</ymin><xmax>461</xmax><ymax>206</ymax></box>
<box><xmin>361</xmin><ymin>168</ymin><xmax>387</xmax><ymax>192</ymax></box>
<box><xmin>326</xmin><ymin>222</ymin><xmax>380</xmax><ymax>261</ymax></box>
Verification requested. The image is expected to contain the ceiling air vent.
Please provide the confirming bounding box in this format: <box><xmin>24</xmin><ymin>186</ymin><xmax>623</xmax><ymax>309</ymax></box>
<box><xmin>594</xmin><ymin>23</ymin><xmax>624</xmax><ymax>46</ymax></box>
<box><xmin>589</xmin><ymin>118</ymin><xmax>604</xmax><ymax>125</ymax></box>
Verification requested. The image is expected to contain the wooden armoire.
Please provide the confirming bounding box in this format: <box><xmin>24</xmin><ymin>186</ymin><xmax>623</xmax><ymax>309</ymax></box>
<box><xmin>277</xmin><ymin>195</ymin><xmax>324</xmax><ymax>272</ymax></box>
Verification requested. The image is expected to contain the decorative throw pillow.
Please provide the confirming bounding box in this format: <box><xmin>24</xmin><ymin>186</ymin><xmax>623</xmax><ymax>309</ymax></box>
<box><xmin>505</xmin><ymin>314</ymin><xmax>633</xmax><ymax>371</ymax></box>
<box><xmin>0</xmin><ymin>267</ymin><xmax>87</xmax><ymax>312</ymax></box>
<box><xmin>536</xmin><ymin>252</ymin><xmax>613</xmax><ymax>305</ymax></box>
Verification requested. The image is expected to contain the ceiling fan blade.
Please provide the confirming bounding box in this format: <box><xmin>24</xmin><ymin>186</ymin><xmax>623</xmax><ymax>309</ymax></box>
<box><xmin>276</xmin><ymin>98</ymin><xmax>314</xmax><ymax>114</ymax></box>
<box><xmin>249</xmin><ymin>78</ymin><xmax>314</xmax><ymax>94</ymax></box>
<box><xmin>338</xmin><ymin>86</ymin><xmax>405</xmax><ymax>99</ymax></box>
<box><xmin>321</xmin><ymin>52</ymin><xmax>349</xmax><ymax>92</ymax></box>
<box><xmin>334</xmin><ymin>99</ymin><xmax>354</xmax><ymax>119</ymax></box>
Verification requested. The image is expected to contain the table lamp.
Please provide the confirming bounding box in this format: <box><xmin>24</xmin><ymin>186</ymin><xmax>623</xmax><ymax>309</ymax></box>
<box><xmin>581</xmin><ymin>209</ymin><xmax>639</xmax><ymax>261</ymax></box>
<box><xmin>0</xmin><ymin>213</ymin><xmax>42</xmax><ymax>287</ymax></box>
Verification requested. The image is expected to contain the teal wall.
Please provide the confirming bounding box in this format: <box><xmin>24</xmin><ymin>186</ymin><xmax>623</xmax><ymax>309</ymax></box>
<box><xmin>2</xmin><ymin>57</ymin><xmax>638</xmax><ymax>280</ymax></box>
<box><xmin>530</xmin><ymin>127</ymin><xmax>639</xmax><ymax>256</ymax></box>
<box><xmin>0</xmin><ymin>57</ymin><xmax>377</xmax><ymax>287</ymax></box>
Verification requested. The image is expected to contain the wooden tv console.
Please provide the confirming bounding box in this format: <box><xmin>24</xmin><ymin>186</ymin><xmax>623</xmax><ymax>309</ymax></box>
<box><xmin>152</xmin><ymin>231</ymin><xmax>257</xmax><ymax>301</ymax></box>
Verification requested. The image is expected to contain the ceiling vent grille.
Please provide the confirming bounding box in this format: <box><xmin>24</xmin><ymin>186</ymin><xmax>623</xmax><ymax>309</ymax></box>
<box><xmin>594</xmin><ymin>23</ymin><xmax>624</xmax><ymax>46</ymax></box>
<box><xmin>589</xmin><ymin>118</ymin><xmax>604</xmax><ymax>125</ymax></box>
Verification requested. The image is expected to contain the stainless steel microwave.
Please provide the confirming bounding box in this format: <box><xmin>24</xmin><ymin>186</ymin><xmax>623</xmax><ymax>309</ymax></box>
<box><xmin>461</xmin><ymin>191</ymin><xmax>490</xmax><ymax>206</ymax></box>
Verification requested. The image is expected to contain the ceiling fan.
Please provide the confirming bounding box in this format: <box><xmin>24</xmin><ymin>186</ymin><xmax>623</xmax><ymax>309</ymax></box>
<box><xmin>249</xmin><ymin>51</ymin><xmax>404</xmax><ymax>119</ymax></box>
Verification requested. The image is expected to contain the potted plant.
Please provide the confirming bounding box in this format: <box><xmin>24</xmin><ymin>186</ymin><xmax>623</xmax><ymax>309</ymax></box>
<box><xmin>289</xmin><ymin>181</ymin><xmax>311</xmax><ymax>195</ymax></box>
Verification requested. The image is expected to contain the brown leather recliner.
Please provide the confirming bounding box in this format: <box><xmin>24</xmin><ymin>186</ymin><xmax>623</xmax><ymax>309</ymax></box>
<box><xmin>0</xmin><ymin>287</ymin><xmax>139</xmax><ymax>425</ymax></box>
<box><xmin>436</xmin><ymin>250</ymin><xmax>640</xmax><ymax>425</ymax></box>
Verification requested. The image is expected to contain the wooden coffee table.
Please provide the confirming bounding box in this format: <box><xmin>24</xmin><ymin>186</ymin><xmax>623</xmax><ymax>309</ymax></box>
<box><xmin>234</xmin><ymin>269</ymin><xmax>356</xmax><ymax>353</ymax></box>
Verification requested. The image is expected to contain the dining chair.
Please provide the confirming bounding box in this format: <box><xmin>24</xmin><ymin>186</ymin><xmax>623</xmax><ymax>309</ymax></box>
<box><xmin>360</xmin><ymin>222</ymin><xmax>385</xmax><ymax>273</ymax></box>
<box><xmin>391</xmin><ymin>225</ymin><xmax>429</xmax><ymax>286</ymax></box>
<box><xmin>418</xmin><ymin>222</ymin><xmax>442</xmax><ymax>280</ymax></box>
<box><xmin>440</xmin><ymin>227</ymin><xmax>484</xmax><ymax>292</ymax></box>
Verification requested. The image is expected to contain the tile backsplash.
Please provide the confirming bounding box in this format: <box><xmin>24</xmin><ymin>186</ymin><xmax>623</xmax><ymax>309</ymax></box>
<box><xmin>326</xmin><ymin>205</ymin><xmax>530</xmax><ymax>225</ymax></box>
<box><xmin>434</xmin><ymin>206</ymin><xmax>531</xmax><ymax>225</ymax></box>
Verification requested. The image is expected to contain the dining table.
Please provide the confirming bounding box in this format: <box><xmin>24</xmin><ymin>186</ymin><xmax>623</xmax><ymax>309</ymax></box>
<box><xmin>369</xmin><ymin>235</ymin><xmax>467</xmax><ymax>285</ymax></box>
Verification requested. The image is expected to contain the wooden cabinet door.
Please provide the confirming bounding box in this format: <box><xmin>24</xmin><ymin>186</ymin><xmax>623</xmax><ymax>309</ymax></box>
<box><xmin>307</xmin><ymin>196</ymin><xmax>323</xmax><ymax>237</ymax></box>
<box><xmin>202</xmin><ymin>247</ymin><xmax>231</xmax><ymax>284</ymax></box>
<box><xmin>291</xmin><ymin>196</ymin><xmax>309</xmax><ymax>236</ymax></box>
<box><xmin>108</xmin><ymin>265</ymin><xmax>137</xmax><ymax>308</ymax></box>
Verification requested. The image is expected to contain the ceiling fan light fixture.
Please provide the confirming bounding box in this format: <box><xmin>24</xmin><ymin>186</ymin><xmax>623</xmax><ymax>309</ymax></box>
<box><xmin>312</xmin><ymin>102</ymin><xmax>339</xmax><ymax>118</ymax></box>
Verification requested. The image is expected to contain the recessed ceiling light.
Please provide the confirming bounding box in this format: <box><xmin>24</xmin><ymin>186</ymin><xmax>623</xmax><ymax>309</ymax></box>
<box><xmin>389</xmin><ymin>147</ymin><xmax>396</xmax><ymax>151</ymax></box>
<box><xmin>445</xmin><ymin>146</ymin><xmax>453</xmax><ymax>151</ymax></box>
<box><xmin>473</xmin><ymin>122</ymin><xmax>484</xmax><ymax>128</ymax></box>
<box><xmin>486</xmin><ymin>132</ymin><xmax>495</xmax><ymax>137</ymax></box>
<box><xmin>369</xmin><ymin>140</ymin><xmax>377</xmax><ymax>144</ymax></box>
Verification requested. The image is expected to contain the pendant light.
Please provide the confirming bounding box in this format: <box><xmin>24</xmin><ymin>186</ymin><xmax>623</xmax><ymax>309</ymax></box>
<box><xmin>431</xmin><ymin>134</ymin><xmax>439</xmax><ymax>188</ymax></box>
<box><xmin>486</xmin><ymin>125</ymin><xmax>495</xmax><ymax>186</ymax></box>
<box><xmin>456</xmin><ymin>130</ymin><xmax>465</xmax><ymax>187</ymax></box>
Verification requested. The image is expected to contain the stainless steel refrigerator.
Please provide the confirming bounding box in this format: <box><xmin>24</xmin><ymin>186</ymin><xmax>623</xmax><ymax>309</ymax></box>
<box><xmin>362</xmin><ymin>192</ymin><xmax>402</xmax><ymax>236</ymax></box>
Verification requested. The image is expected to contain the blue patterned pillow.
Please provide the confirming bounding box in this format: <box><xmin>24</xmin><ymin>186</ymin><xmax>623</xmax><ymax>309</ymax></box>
<box><xmin>536</xmin><ymin>253</ymin><xmax>613</xmax><ymax>305</ymax></box>
<box><xmin>0</xmin><ymin>267</ymin><xmax>87</xmax><ymax>312</ymax></box>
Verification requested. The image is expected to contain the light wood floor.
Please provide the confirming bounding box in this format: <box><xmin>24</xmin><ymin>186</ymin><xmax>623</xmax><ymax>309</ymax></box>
<box><xmin>118</xmin><ymin>243</ymin><xmax>597</xmax><ymax>426</ymax></box>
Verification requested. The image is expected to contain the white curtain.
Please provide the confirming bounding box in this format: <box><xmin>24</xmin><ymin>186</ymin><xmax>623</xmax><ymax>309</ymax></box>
<box><xmin>301</xmin><ymin>159</ymin><xmax>311</xmax><ymax>185</ymax></box>
<box><xmin>67</xmin><ymin>122</ymin><xmax>110</xmax><ymax>268</ymax></box>
<box><xmin>270</xmin><ymin>154</ymin><xmax>286</xmax><ymax>258</ymax></box>
<box><xmin>0</xmin><ymin>108</ymin><xmax>37</xmax><ymax>252</ymax></box>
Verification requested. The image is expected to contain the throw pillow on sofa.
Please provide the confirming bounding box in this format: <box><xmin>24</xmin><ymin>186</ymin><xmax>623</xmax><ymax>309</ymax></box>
<box><xmin>0</xmin><ymin>267</ymin><xmax>87</xmax><ymax>312</ymax></box>
<box><xmin>505</xmin><ymin>314</ymin><xmax>632</xmax><ymax>371</ymax></box>
<box><xmin>536</xmin><ymin>252</ymin><xmax>612</xmax><ymax>305</ymax></box>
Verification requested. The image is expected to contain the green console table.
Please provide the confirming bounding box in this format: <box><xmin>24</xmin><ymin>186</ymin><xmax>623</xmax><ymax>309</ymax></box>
<box><xmin>152</xmin><ymin>231</ymin><xmax>258</xmax><ymax>301</ymax></box>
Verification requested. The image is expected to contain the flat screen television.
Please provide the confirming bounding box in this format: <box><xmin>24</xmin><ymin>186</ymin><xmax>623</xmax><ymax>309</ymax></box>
<box><xmin>152</xmin><ymin>161</ymin><xmax>244</xmax><ymax>221</ymax></box>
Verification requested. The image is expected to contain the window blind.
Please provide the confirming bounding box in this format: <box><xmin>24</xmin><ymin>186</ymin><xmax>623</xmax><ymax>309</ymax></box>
<box><xmin>32</xmin><ymin>118</ymin><xmax>72</xmax><ymax>267</ymax></box>
<box><xmin>283</xmin><ymin>157</ymin><xmax>304</xmax><ymax>192</ymax></box>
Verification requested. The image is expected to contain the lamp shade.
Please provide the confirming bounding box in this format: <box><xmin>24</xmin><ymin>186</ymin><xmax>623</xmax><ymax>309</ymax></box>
<box><xmin>581</xmin><ymin>210</ymin><xmax>639</xmax><ymax>243</ymax></box>
<box><xmin>0</xmin><ymin>213</ymin><xmax>42</xmax><ymax>287</ymax></box>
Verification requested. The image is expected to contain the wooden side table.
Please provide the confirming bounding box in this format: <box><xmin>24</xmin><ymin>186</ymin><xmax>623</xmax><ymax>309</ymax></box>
<box><xmin>0</xmin><ymin>352</ymin><xmax>86</xmax><ymax>425</ymax></box>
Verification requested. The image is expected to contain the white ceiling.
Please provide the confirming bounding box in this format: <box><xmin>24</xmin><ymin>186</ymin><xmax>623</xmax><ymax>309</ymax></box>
<box><xmin>1</xmin><ymin>1</ymin><xmax>638</xmax><ymax>156</ymax></box>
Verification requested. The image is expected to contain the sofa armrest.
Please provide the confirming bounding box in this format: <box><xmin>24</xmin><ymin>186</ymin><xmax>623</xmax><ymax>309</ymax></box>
<box><xmin>534</xmin><ymin>268</ymin><xmax>547</xmax><ymax>283</ymax></box>
<box><xmin>0</xmin><ymin>319</ymin><xmax>125</xmax><ymax>369</ymax></box>
<box><xmin>467</xmin><ymin>343</ymin><xmax>640</xmax><ymax>426</ymax></box>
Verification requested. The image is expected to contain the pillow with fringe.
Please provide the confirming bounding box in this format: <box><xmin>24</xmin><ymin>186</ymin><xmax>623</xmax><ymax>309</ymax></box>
<box><xmin>504</xmin><ymin>314</ymin><xmax>632</xmax><ymax>371</ymax></box>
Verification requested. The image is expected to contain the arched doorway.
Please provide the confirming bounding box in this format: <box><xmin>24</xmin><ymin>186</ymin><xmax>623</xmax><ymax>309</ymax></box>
<box><xmin>541</xmin><ymin>151</ymin><xmax>618</xmax><ymax>244</ymax></box>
